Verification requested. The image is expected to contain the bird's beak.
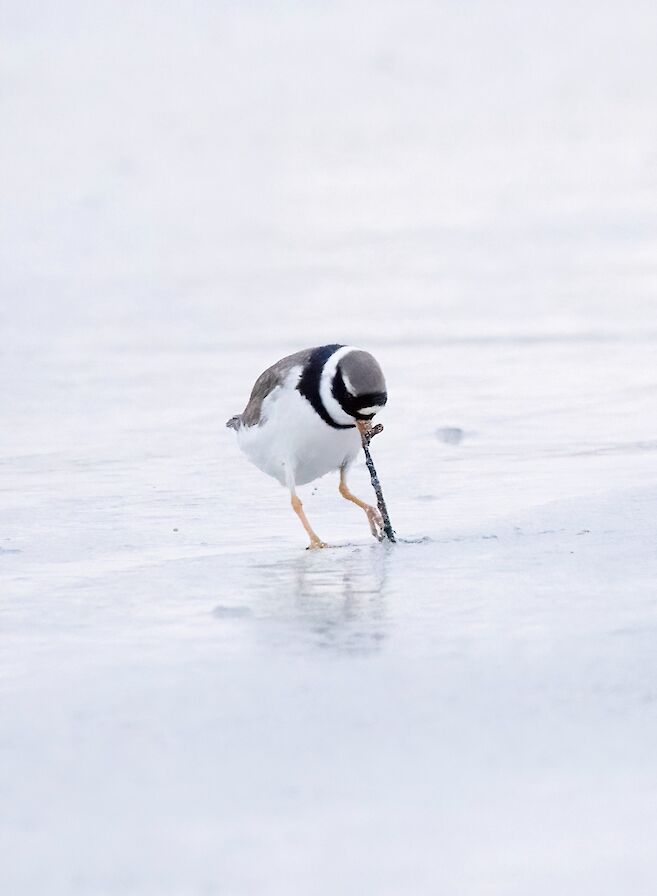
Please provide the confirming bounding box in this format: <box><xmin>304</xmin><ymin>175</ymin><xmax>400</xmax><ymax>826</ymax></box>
<box><xmin>356</xmin><ymin>419</ymin><xmax>384</xmax><ymax>444</ymax></box>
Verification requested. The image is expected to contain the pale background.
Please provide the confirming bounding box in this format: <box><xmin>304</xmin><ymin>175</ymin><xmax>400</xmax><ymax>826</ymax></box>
<box><xmin>2</xmin><ymin>1</ymin><xmax>657</xmax><ymax>893</ymax></box>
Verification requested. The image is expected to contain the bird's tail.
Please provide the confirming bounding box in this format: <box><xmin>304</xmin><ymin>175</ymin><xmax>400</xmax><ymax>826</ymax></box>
<box><xmin>226</xmin><ymin>415</ymin><xmax>241</xmax><ymax>430</ymax></box>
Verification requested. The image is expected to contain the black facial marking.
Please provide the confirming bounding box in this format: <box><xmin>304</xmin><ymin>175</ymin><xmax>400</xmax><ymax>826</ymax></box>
<box><xmin>332</xmin><ymin>368</ymin><xmax>387</xmax><ymax>421</ymax></box>
<box><xmin>296</xmin><ymin>344</ymin><xmax>355</xmax><ymax>430</ymax></box>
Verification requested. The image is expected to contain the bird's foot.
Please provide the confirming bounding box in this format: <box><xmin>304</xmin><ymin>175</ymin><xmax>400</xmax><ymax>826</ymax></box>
<box><xmin>306</xmin><ymin>537</ymin><xmax>328</xmax><ymax>550</ymax></box>
<box><xmin>365</xmin><ymin>505</ymin><xmax>384</xmax><ymax>540</ymax></box>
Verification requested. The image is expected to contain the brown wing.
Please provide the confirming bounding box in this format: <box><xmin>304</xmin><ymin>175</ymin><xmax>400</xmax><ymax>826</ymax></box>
<box><xmin>227</xmin><ymin>348</ymin><xmax>314</xmax><ymax>429</ymax></box>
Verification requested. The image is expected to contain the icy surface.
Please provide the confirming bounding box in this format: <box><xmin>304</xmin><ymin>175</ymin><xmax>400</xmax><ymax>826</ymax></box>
<box><xmin>2</xmin><ymin>1</ymin><xmax>657</xmax><ymax>893</ymax></box>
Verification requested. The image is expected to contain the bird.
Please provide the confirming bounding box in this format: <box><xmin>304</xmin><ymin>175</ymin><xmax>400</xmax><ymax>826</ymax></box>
<box><xmin>227</xmin><ymin>344</ymin><xmax>388</xmax><ymax>548</ymax></box>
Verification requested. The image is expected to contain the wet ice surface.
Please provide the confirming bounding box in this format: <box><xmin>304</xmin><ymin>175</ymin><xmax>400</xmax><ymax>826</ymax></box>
<box><xmin>3</xmin><ymin>1</ymin><xmax>657</xmax><ymax>893</ymax></box>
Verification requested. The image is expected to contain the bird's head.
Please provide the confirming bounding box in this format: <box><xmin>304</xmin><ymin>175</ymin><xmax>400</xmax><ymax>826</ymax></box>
<box><xmin>333</xmin><ymin>349</ymin><xmax>387</xmax><ymax>422</ymax></box>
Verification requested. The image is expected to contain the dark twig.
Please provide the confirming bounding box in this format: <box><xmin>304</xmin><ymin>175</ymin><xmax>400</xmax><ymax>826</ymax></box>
<box><xmin>358</xmin><ymin>422</ymin><xmax>396</xmax><ymax>543</ymax></box>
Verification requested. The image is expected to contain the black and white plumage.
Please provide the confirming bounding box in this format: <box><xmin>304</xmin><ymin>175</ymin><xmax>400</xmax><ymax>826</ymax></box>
<box><xmin>227</xmin><ymin>344</ymin><xmax>388</xmax><ymax>547</ymax></box>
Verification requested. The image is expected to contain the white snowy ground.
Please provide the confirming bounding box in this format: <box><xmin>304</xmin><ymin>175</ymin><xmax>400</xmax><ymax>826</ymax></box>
<box><xmin>2</xmin><ymin>1</ymin><xmax>657</xmax><ymax>893</ymax></box>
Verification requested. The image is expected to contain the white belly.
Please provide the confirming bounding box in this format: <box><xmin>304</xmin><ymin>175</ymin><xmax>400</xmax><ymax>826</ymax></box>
<box><xmin>236</xmin><ymin>381</ymin><xmax>361</xmax><ymax>488</ymax></box>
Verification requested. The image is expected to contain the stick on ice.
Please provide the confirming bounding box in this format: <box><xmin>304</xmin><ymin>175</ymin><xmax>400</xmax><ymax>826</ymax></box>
<box><xmin>357</xmin><ymin>422</ymin><xmax>396</xmax><ymax>543</ymax></box>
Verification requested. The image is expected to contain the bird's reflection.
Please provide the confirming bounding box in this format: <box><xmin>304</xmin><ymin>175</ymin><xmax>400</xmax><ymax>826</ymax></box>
<box><xmin>246</xmin><ymin>543</ymin><xmax>390</xmax><ymax>655</ymax></box>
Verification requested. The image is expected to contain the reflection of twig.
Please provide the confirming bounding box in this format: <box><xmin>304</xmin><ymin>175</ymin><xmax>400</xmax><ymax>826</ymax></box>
<box><xmin>357</xmin><ymin>422</ymin><xmax>396</xmax><ymax>543</ymax></box>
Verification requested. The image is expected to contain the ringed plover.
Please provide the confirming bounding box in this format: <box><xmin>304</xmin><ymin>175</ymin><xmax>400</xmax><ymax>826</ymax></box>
<box><xmin>227</xmin><ymin>344</ymin><xmax>387</xmax><ymax>548</ymax></box>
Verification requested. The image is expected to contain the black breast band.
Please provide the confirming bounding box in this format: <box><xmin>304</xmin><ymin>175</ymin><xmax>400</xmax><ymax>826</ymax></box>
<box><xmin>296</xmin><ymin>344</ymin><xmax>354</xmax><ymax>430</ymax></box>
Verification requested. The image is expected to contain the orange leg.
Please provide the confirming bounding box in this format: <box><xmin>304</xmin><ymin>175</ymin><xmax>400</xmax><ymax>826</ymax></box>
<box><xmin>291</xmin><ymin>493</ymin><xmax>327</xmax><ymax>549</ymax></box>
<box><xmin>339</xmin><ymin>468</ymin><xmax>383</xmax><ymax>540</ymax></box>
